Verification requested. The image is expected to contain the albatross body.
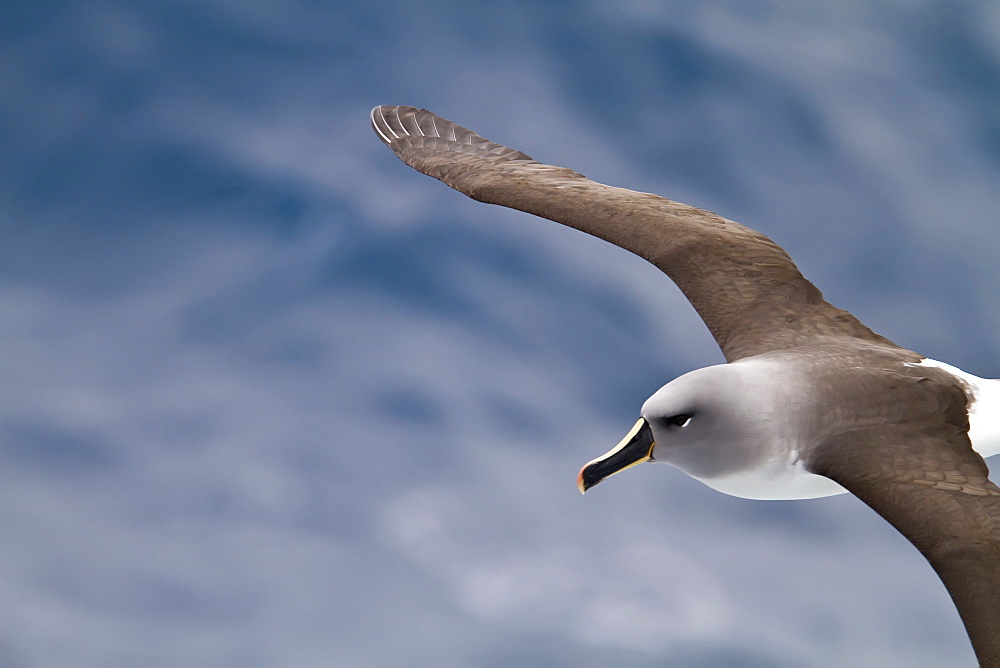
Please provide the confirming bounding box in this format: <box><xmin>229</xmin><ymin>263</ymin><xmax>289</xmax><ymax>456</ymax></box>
<box><xmin>371</xmin><ymin>105</ymin><xmax>1000</xmax><ymax>665</ymax></box>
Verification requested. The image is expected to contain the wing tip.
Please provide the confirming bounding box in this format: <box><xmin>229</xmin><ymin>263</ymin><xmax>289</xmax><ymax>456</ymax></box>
<box><xmin>371</xmin><ymin>104</ymin><xmax>429</xmax><ymax>143</ymax></box>
<box><xmin>370</xmin><ymin>105</ymin><xmax>405</xmax><ymax>146</ymax></box>
<box><xmin>370</xmin><ymin>105</ymin><xmax>535</xmax><ymax>162</ymax></box>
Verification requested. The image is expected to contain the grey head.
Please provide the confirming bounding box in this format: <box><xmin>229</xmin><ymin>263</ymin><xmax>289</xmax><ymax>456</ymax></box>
<box><xmin>643</xmin><ymin>363</ymin><xmax>777</xmax><ymax>481</ymax></box>
<box><xmin>578</xmin><ymin>360</ymin><xmax>844</xmax><ymax>500</ymax></box>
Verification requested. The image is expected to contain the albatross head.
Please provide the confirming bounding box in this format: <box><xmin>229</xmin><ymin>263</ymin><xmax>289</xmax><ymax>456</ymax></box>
<box><xmin>577</xmin><ymin>363</ymin><xmax>781</xmax><ymax>494</ymax></box>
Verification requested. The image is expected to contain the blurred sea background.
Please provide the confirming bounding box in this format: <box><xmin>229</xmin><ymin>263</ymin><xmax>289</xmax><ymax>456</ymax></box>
<box><xmin>2</xmin><ymin>2</ymin><xmax>998</xmax><ymax>665</ymax></box>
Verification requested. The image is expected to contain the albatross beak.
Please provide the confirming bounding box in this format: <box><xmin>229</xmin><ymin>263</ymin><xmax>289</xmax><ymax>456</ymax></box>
<box><xmin>577</xmin><ymin>418</ymin><xmax>655</xmax><ymax>494</ymax></box>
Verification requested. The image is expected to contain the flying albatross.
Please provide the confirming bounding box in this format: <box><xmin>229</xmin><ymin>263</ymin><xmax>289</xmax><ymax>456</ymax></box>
<box><xmin>371</xmin><ymin>105</ymin><xmax>1000</xmax><ymax>665</ymax></box>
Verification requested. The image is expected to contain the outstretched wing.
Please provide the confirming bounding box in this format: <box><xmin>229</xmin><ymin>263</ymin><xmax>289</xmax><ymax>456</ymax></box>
<box><xmin>371</xmin><ymin>105</ymin><xmax>896</xmax><ymax>362</ymax></box>
<box><xmin>812</xmin><ymin>421</ymin><xmax>1000</xmax><ymax>666</ymax></box>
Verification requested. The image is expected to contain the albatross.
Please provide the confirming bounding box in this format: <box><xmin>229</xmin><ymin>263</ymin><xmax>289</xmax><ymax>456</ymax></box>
<box><xmin>370</xmin><ymin>105</ymin><xmax>1000</xmax><ymax>665</ymax></box>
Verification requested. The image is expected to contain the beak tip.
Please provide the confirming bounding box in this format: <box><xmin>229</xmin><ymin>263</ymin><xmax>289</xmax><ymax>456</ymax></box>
<box><xmin>574</xmin><ymin>418</ymin><xmax>653</xmax><ymax>497</ymax></box>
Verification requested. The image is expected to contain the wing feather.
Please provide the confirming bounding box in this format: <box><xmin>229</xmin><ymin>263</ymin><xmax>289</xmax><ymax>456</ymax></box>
<box><xmin>812</xmin><ymin>422</ymin><xmax>1000</xmax><ymax>666</ymax></box>
<box><xmin>371</xmin><ymin>105</ymin><xmax>895</xmax><ymax>361</ymax></box>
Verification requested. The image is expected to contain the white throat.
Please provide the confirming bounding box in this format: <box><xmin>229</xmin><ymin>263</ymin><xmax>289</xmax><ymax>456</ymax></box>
<box><xmin>693</xmin><ymin>460</ymin><xmax>847</xmax><ymax>500</ymax></box>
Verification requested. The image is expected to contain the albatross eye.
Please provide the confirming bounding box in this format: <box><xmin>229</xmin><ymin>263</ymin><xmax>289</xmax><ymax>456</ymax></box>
<box><xmin>667</xmin><ymin>414</ymin><xmax>693</xmax><ymax>428</ymax></box>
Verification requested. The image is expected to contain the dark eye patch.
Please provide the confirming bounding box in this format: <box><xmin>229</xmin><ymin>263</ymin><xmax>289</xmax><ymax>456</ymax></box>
<box><xmin>667</xmin><ymin>414</ymin><xmax>693</xmax><ymax>428</ymax></box>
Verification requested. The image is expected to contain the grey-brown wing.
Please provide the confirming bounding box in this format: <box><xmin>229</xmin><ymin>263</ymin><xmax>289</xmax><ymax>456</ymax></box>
<box><xmin>811</xmin><ymin>422</ymin><xmax>1000</xmax><ymax>666</ymax></box>
<box><xmin>371</xmin><ymin>105</ymin><xmax>896</xmax><ymax>362</ymax></box>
